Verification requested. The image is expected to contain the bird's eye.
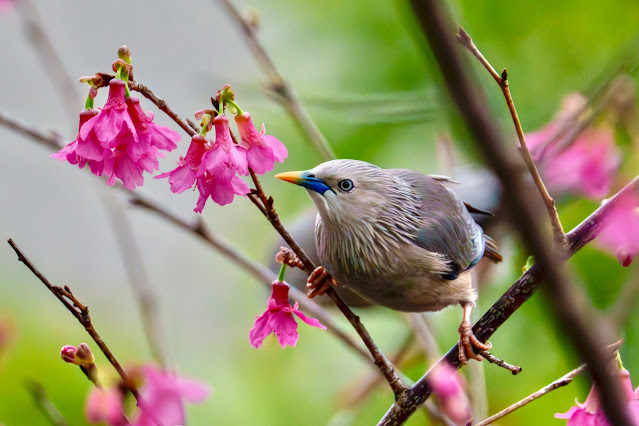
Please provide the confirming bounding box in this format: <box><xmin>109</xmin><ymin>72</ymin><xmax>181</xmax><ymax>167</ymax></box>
<box><xmin>337</xmin><ymin>179</ymin><xmax>354</xmax><ymax>192</ymax></box>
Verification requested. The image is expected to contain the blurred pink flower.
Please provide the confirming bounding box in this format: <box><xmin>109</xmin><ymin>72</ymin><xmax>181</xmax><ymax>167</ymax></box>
<box><xmin>249</xmin><ymin>281</ymin><xmax>326</xmax><ymax>348</ymax></box>
<box><xmin>235</xmin><ymin>112</ymin><xmax>287</xmax><ymax>174</ymax></box>
<box><xmin>556</xmin><ymin>368</ymin><xmax>639</xmax><ymax>425</ymax></box>
<box><xmin>86</xmin><ymin>387</ymin><xmax>128</xmax><ymax>426</ymax></box>
<box><xmin>134</xmin><ymin>365</ymin><xmax>210</xmax><ymax>426</ymax></box>
<box><xmin>427</xmin><ymin>362</ymin><xmax>471</xmax><ymax>426</ymax></box>
<box><xmin>155</xmin><ymin>135</ymin><xmax>208</xmax><ymax>193</ymax></box>
<box><xmin>597</xmin><ymin>192</ymin><xmax>639</xmax><ymax>267</ymax></box>
<box><xmin>525</xmin><ymin>95</ymin><xmax>620</xmax><ymax>200</ymax></box>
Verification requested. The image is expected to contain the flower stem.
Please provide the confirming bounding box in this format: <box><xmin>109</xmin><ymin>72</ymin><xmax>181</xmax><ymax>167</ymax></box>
<box><xmin>278</xmin><ymin>263</ymin><xmax>287</xmax><ymax>282</ymax></box>
<box><xmin>225</xmin><ymin>99</ymin><xmax>243</xmax><ymax>115</ymax></box>
<box><xmin>84</xmin><ymin>93</ymin><xmax>93</xmax><ymax>110</ymax></box>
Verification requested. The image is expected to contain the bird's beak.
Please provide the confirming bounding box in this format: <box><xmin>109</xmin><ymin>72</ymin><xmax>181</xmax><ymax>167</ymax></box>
<box><xmin>275</xmin><ymin>170</ymin><xmax>332</xmax><ymax>195</ymax></box>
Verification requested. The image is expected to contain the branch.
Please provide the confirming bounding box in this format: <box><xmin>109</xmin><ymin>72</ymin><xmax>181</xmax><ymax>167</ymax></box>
<box><xmin>26</xmin><ymin>381</ymin><xmax>68</xmax><ymax>426</ymax></box>
<box><xmin>247</xmin><ymin>169</ymin><xmax>408</xmax><ymax>397</ymax></box>
<box><xmin>456</xmin><ymin>27</ymin><xmax>566</xmax><ymax>247</ymax></box>
<box><xmin>475</xmin><ymin>340</ymin><xmax>623</xmax><ymax>426</ymax></box>
<box><xmin>381</xmin><ymin>0</ymin><xmax>638</xmax><ymax>422</ymax></box>
<box><xmin>8</xmin><ymin>239</ymin><xmax>140</xmax><ymax>401</ymax></box>
<box><xmin>218</xmin><ymin>0</ymin><xmax>336</xmax><ymax>160</ymax></box>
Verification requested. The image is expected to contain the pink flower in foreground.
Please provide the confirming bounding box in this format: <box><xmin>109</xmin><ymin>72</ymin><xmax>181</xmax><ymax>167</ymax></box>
<box><xmin>249</xmin><ymin>281</ymin><xmax>326</xmax><ymax>348</ymax></box>
<box><xmin>556</xmin><ymin>368</ymin><xmax>639</xmax><ymax>425</ymax></box>
<box><xmin>86</xmin><ymin>387</ymin><xmax>128</xmax><ymax>426</ymax></box>
<box><xmin>235</xmin><ymin>112</ymin><xmax>287</xmax><ymax>174</ymax></box>
<box><xmin>194</xmin><ymin>168</ymin><xmax>249</xmax><ymax>212</ymax></box>
<box><xmin>597</xmin><ymin>192</ymin><xmax>639</xmax><ymax>267</ymax></box>
<box><xmin>134</xmin><ymin>365</ymin><xmax>210</xmax><ymax>426</ymax></box>
<box><xmin>525</xmin><ymin>94</ymin><xmax>620</xmax><ymax>200</ymax></box>
<box><xmin>427</xmin><ymin>362</ymin><xmax>471</xmax><ymax>426</ymax></box>
<box><xmin>51</xmin><ymin>109</ymin><xmax>99</xmax><ymax>168</ymax></box>
<box><xmin>155</xmin><ymin>135</ymin><xmax>208</xmax><ymax>193</ymax></box>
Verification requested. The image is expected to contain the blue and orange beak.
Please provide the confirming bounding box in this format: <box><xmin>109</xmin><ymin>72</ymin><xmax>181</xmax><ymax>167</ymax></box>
<box><xmin>275</xmin><ymin>171</ymin><xmax>332</xmax><ymax>195</ymax></box>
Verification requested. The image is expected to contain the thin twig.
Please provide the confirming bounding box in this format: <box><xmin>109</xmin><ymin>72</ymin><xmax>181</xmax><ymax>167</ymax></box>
<box><xmin>475</xmin><ymin>340</ymin><xmax>623</xmax><ymax>426</ymax></box>
<box><xmin>247</xmin><ymin>168</ymin><xmax>408</xmax><ymax>397</ymax></box>
<box><xmin>26</xmin><ymin>381</ymin><xmax>68</xmax><ymax>426</ymax></box>
<box><xmin>456</xmin><ymin>27</ymin><xmax>566</xmax><ymax>248</ymax></box>
<box><xmin>218</xmin><ymin>0</ymin><xmax>336</xmax><ymax>160</ymax></box>
<box><xmin>7</xmin><ymin>239</ymin><xmax>140</xmax><ymax>401</ymax></box>
<box><xmin>380</xmin><ymin>0</ymin><xmax>639</xmax><ymax>422</ymax></box>
<box><xmin>608</xmin><ymin>271</ymin><xmax>639</xmax><ymax>329</ymax></box>
<box><xmin>477</xmin><ymin>351</ymin><xmax>522</xmax><ymax>375</ymax></box>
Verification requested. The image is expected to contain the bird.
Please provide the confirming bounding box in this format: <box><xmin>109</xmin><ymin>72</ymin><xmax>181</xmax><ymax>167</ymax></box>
<box><xmin>275</xmin><ymin>159</ymin><xmax>502</xmax><ymax>364</ymax></box>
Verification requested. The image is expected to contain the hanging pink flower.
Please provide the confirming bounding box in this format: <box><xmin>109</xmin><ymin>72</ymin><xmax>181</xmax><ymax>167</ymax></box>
<box><xmin>51</xmin><ymin>109</ymin><xmax>98</xmax><ymax>168</ymax></box>
<box><xmin>198</xmin><ymin>115</ymin><xmax>248</xmax><ymax>177</ymax></box>
<box><xmin>155</xmin><ymin>135</ymin><xmax>208</xmax><ymax>193</ymax></box>
<box><xmin>126</xmin><ymin>97</ymin><xmax>180</xmax><ymax>156</ymax></box>
<box><xmin>85</xmin><ymin>387</ymin><xmax>128</xmax><ymax>426</ymax></box>
<box><xmin>194</xmin><ymin>168</ymin><xmax>250</xmax><ymax>212</ymax></box>
<box><xmin>525</xmin><ymin>94</ymin><xmax>620</xmax><ymax>200</ymax></box>
<box><xmin>556</xmin><ymin>368</ymin><xmax>639</xmax><ymax>425</ymax></box>
<box><xmin>134</xmin><ymin>365</ymin><xmax>210</xmax><ymax>426</ymax></box>
<box><xmin>427</xmin><ymin>362</ymin><xmax>471</xmax><ymax>426</ymax></box>
<box><xmin>597</xmin><ymin>191</ymin><xmax>639</xmax><ymax>267</ymax></box>
<box><xmin>235</xmin><ymin>112</ymin><xmax>287</xmax><ymax>174</ymax></box>
<box><xmin>249</xmin><ymin>281</ymin><xmax>326</xmax><ymax>348</ymax></box>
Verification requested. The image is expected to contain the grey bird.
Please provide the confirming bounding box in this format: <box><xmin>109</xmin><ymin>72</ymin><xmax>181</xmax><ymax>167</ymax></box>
<box><xmin>276</xmin><ymin>159</ymin><xmax>502</xmax><ymax>363</ymax></box>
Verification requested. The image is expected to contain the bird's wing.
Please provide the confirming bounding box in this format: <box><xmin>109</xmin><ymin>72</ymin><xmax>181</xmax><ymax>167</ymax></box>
<box><xmin>388</xmin><ymin>169</ymin><xmax>485</xmax><ymax>280</ymax></box>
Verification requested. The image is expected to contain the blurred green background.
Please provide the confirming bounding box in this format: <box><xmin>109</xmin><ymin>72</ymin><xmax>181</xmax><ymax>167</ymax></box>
<box><xmin>1</xmin><ymin>0</ymin><xmax>638</xmax><ymax>424</ymax></box>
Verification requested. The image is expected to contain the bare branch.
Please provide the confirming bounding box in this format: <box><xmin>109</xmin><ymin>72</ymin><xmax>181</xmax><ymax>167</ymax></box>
<box><xmin>8</xmin><ymin>239</ymin><xmax>140</xmax><ymax>401</ymax></box>
<box><xmin>26</xmin><ymin>381</ymin><xmax>68</xmax><ymax>426</ymax></box>
<box><xmin>218</xmin><ymin>0</ymin><xmax>336</xmax><ymax>160</ymax></box>
<box><xmin>457</xmin><ymin>27</ymin><xmax>566</xmax><ymax>247</ymax></box>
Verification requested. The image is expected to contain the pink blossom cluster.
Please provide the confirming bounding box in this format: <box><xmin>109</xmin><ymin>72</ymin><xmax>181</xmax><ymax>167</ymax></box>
<box><xmin>52</xmin><ymin>80</ymin><xmax>180</xmax><ymax>190</ymax></box>
<box><xmin>85</xmin><ymin>365</ymin><xmax>210</xmax><ymax>426</ymax></box>
<box><xmin>556</xmin><ymin>368</ymin><xmax>639</xmax><ymax>425</ymax></box>
<box><xmin>427</xmin><ymin>362</ymin><xmax>471</xmax><ymax>426</ymax></box>
<box><xmin>525</xmin><ymin>94</ymin><xmax>620</xmax><ymax>200</ymax></box>
<box><xmin>249</xmin><ymin>281</ymin><xmax>325</xmax><ymax>348</ymax></box>
<box><xmin>156</xmin><ymin>111</ymin><xmax>287</xmax><ymax>213</ymax></box>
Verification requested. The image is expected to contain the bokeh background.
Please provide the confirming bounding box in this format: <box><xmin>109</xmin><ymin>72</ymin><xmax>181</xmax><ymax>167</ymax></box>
<box><xmin>1</xmin><ymin>0</ymin><xmax>638</xmax><ymax>424</ymax></box>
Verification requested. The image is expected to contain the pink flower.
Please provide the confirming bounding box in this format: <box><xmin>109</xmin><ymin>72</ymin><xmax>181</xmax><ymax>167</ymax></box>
<box><xmin>134</xmin><ymin>365</ymin><xmax>210</xmax><ymax>426</ymax></box>
<box><xmin>53</xmin><ymin>79</ymin><xmax>180</xmax><ymax>190</ymax></box>
<box><xmin>427</xmin><ymin>362</ymin><xmax>471</xmax><ymax>426</ymax></box>
<box><xmin>155</xmin><ymin>135</ymin><xmax>208</xmax><ymax>193</ymax></box>
<box><xmin>249</xmin><ymin>281</ymin><xmax>326</xmax><ymax>348</ymax></box>
<box><xmin>198</xmin><ymin>115</ymin><xmax>248</xmax><ymax>177</ymax></box>
<box><xmin>194</xmin><ymin>168</ymin><xmax>250</xmax><ymax>212</ymax></box>
<box><xmin>235</xmin><ymin>112</ymin><xmax>287</xmax><ymax>174</ymax></box>
<box><xmin>597</xmin><ymin>192</ymin><xmax>639</xmax><ymax>267</ymax></box>
<box><xmin>556</xmin><ymin>368</ymin><xmax>639</xmax><ymax>425</ymax></box>
<box><xmin>525</xmin><ymin>94</ymin><xmax>620</xmax><ymax>200</ymax></box>
<box><xmin>86</xmin><ymin>387</ymin><xmax>128</xmax><ymax>426</ymax></box>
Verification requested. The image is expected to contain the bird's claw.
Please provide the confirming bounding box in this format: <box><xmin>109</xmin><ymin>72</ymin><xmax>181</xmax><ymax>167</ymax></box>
<box><xmin>307</xmin><ymin>266</ymin><xmax>337</xmax><ymax>298</ymax></box>
<box><xmin>458</xmin><ymin>320</ymin><xmax>491</xmax><ymax>364</ymax></box>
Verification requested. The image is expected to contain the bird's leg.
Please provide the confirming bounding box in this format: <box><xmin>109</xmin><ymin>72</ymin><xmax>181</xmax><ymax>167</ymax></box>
<box><xmin>275</xmin><ymin>246</ymin><xmax>305</xmax><ymax>270</ymax></box>
<box><xmin>458</xmin><ymin>301</ymin><xmax>492</xmax><ymax>364</ymax></box>
<box><xmin>307</xmin><ymin>266</ymin><xmax>338</xmax><ymax>298</ymax></box>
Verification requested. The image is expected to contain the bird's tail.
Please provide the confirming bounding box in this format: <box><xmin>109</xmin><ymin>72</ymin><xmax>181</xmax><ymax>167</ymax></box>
<box><xmin>483</xmin><ymin>235</ymin><xmax>503</xmax><ymax>263</ymax></box>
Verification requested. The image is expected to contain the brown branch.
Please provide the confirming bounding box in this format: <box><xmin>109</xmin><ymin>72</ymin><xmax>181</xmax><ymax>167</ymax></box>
<box><xmin>475</xmin><ymin>340</ymin><xmax>623</xmax><ymax>426</ymax></box>
<box><xmin>380</xmin><ymin>0</ymin><xmax>638</xmax><ymax>423</ymax></box>
<box><xmin>7</xmin><ymin>239</ymin><xmax>140</xmax><ymax>402</ymax></box>
<box><xmin>26</xmin><ymin>381</ymin><xmax>68</xmax><ymax>426</ymax></box>
<box><xmin>218</xmin><ymin>0</ymin><xmax>336</xmax><ymax>160</ymax></box>
<box><xmin>247</xmin><ymin>168</ymin><xmax>408</xmax><ymax>397</ymax></box>
<box><xmin>456</xmin><ymin>27</ymin><xmax>566</xmax><ymax>248</ymax></box>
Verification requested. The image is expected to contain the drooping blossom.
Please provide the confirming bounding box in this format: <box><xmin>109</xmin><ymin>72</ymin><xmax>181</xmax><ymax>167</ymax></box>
<box><xmin>235</xmin><ymin>112</ymin><xmax>287</xmax><ymax>174</ymax></box>
<box><xmin>52</xmin><ymin>79</ymin><xmax>180</xmax><ymax>190</ymax></box>
<box><xmin>556</xmin><ymin>368</ymin><xmax>639</xmax><ymax>425</ymax></box>
<box><xmin>194</xmin><ymin>115</ymin><xmax>250</xmax><ymax>210</ymax></box>
<box><xmin>86</xmin><ymin>387</ymin><xmax>128</xmax><ymax>426</ymax></box>
<box><xmin>596</xmin><ymin>191</ymin><xmax>639</xmax><ymax>267</ymax></box>
<box><xmin>249</xmin><ymin>281</ymin><xmax>326</xmax><ymax>348</ymax></box>
<box><xmin>51</xmin><ymin>109</ymin><xmax>98</xmax><ymax>168</ymax></box>
<box><xmin>134</xmin><ymin>365</ymin><xmax>210</xmax><ymax>426</ymax></box>
<box><xmin>525</xmin><ymin>93</ymin><xmax>620</xmax><ymax>200</ymax></box>
<box><xmin>427</xmin><ymin>362</ymin><xmax>471</xmax><ymax>426</ymax></box>
<box><xmin>155</xmin><ymin>135</ymin><xmax>208</xmax><ymax>193</ymax></box>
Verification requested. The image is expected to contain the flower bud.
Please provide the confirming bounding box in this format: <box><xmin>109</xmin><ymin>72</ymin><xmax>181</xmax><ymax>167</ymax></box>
<box><xmin>75</xmin><ymin>343</ymin><xmax>95</xmax><ymax>366</ymax></box>
<box><xmin>118</xmin><ymin>45</ymin><xmax>131</xmax><ymax>62</ymax></box>
<box><xmin>60</xmin><ymin>345</ymin><xmax>78</xmax><ymax>364</ymax></box>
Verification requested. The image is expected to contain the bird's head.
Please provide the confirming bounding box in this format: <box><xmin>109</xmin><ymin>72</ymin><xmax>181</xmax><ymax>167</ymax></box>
<box><xmin>276</xmin><ymin>160</ymin><xmax>413</xmax><ymax>224</ymax></box>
